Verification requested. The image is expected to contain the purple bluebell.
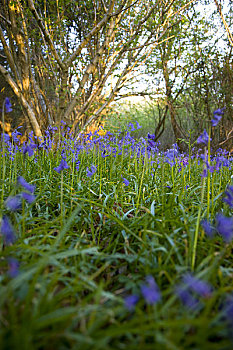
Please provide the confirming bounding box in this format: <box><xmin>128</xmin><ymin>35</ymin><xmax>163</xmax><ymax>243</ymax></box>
<box><xmin>205</xmin><ymin>161</ymin><xmax>215</xmax><ymax>173</ymax></box>
<box><xmin>216</xmin><ymin>214</ymin><xmax>233</xmax><ymax>243</ymax></box>
<box><xmin>54</xmin><ymin>159</ymin><xmax>69</xmax><ymax>173</ymax></box>
<box><xmin>148</xmin><ymin>133</ymin><xmax>155</xmax><ymax>140</ymax></box>
<box><xmin>201</xmin><ymin>219</ymin><xmax>215</xmax><ymax>238</ymax></box>
<box><xmin>197</xmin><ymin>129</ymin><xmax>210</xmax><ymax>146</ymax></box>
<box><xmin>135</xmin><ymin>121</ymin><xmax>142</xmax><ymax>129</ymax></box>
<box><xmin>7</xmin><ymin>258</ymin><xmax>19</xmax><ymax>278</ymax></box>
<box><xmin>5</xmin><ymin>195</ymin><xmax>22</xmax><ymax>211</ymax></box>
<box><xmin>127</xmin><ymin>122</ymin><xmax>136</xmax><ymax>131</ymax></box>
<box><xmin>125</xmin><ymin>294</ymin><xmax>139</xmax><ymax>311</ymax></box>
<box><xmin>76</xmin><ymin>160</ymin><xmax>80</xmax><ymax>171</ymax></box>
<box><xmin>141</xmin><ymin>275</ymin><xmax>161</xmax><ymax>305</ymax></box>
<box><xmin>122</xmin><ymin>177</ymin><xmax>129</xmax><ymax>186</ymax></box>
<box><xmin>23</xmin><ymin>145</ymin><xmax>34</xmax><ymax>157</ymax></box>
<box><xmin>22</xmin><ymin>192</ymin><xmax>36</xmax><ymax>203</ymax></box>
<box><xmin>1</xmin><ymin>133</ymin><xmax>11</xmax><ymax>143</ymax></box>
<box><xmin>182</xmin><ymin>274</ymin><xmax>212</xmax><ymax>298</ymax></box>
<box><xmin>17</xmin><ymin>176</ymin><xmax>35</xmax><ymax>193</ymax></box>
<box><xmin>224</xmin><ymin>294</ymin><xmax>233</xmax><ymax>324</ymax></box>
<box><xmin>211</xmin><ymin>108</ymin><xmax>225</xmax><ymax>127</ymax></box>
<box><xmin>4</xmin><ymin>97</ymin><xmax>13</xmax><ymax>113</ymax></box>
<box><xmin>0</xmin><ymin>215</ymin><xmax>16</xmax><ymax>245</ymax></box>
<box><xmin>223</xmin><ymin>186</ymin><xmax>233</xmax><ymax>208</ymax></box>
<box><xmin>86</xmin><ymin>165</ymin><xmax>96</xmax><ymax>177</ymax></box>
<box><xmin>11</xmin><ymin>127</ymin><xmax>22</xmax><ymax>143</ymax></box>
<box><xmin>175</xmin><ymin>285</ymin><xmax>200</xmax><ymax>310</ymax></box>
<box><xmin>201</xmin><ymin>168</ymin><xmax>208</xmax><ymax>178</ymax></box>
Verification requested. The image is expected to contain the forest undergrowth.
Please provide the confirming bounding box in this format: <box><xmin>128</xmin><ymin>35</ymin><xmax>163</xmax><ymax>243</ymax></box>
<box><xmin>0</xmin><ymin>104</ymin><xmax>233</xmax><ymax>350</ymax></box>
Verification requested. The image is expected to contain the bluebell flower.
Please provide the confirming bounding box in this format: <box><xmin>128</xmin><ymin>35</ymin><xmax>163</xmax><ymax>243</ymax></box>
<box><xmin>5</xmin><ymin>97</ymin><xmax>13</xmax><ymax>113</ymax></box>
<box><xmin>197</xmin><ymin>129</ymin><xmax>210</xmax><ymax>145</ymax></box>
<box><xmin>7</xmin><ymin>258</ymin><xmax>19</xmax><ymax>278</ymax></box>
<box><xmin>127</xmin><ymin>123</ymin><xmax>136</xmax><ymax>131</ymax></box>
<box><xmin>23</xmin><ymin>144</ymin><xmax>35</xmax><ymax>157</ymax></box>
<box><xmin>175</xmin><ymin>285</ymin><xmax>200</xmax><ymax>310</ymax></box>
<box><xmin>76</xmin><ymin>160</ymin><xmax>80</xmax><ymax>171</ymax></box>
<box><xmin>216</xmin><ymin>214</ymin><xmax>233</xmax><ymax>243</ymax></box>
<box><xmin>135</xmin><ymin>121</ymin><xmax>142</xmax><ymax>129</ymax></box>
<box><xmin>125</xmin><ymin>294</ymin><xmax>139</xmax><ymax>311</ymax></box>
<box><xmin>223</xmin><ymin>185</ymin><xmax>233</xmax><ymax>208</ymax></box>
<box><xmin>0</xmin><ymin>215</ymin><xmax>16</xmax><ymax>245</ymax></box>
<box><xmin>122</xmin><ymin>177</ymin><xmax>129</xmax><ymax>186</ymax></box>
<box><xmin>5</xmin><ymin>195</ymin><xmax>22</xmax><ymax>211</ymax></box>
<box><xmin>54</xmin><ymin>159</ymin><xmax>69</xmax><ymax>173</ymax></box>
<box><xmin>22</xmin><ymin>192</ymin><xmax>36</xmax><ymax>203</ymax></box>
<box><xmin>1</xmin><ymin>133</ymin><xmax>11</xmax><ymax>143</ymax></box>
<box><xmin>147</xmin><ymin>133</ymin><xmax>155</xmax><ymax>140</ymax></box>
<box><xmin>201</xmin><ymin>168</ymin><xmax>208</xmax><ymax>178</ymax></box>
<box><xmin>86</xmin><ymin>165</ymin><xmax>96</xmax><ymax>177</ymax></box>
<box><xmin>17</xmin><ymin>176</ymin><xmax>35</xmax><ymax>193</ymax></box>
<box><xmin>141</xmin><ymin>275</ymin><xmax>161</xmax><ymax>305</ymax></box>
<box><xmin>182</xmin><ymin>274</ymin><xmax>212</xmax><ymax>298</ymax></box>
<box><xmin>224</xmin><ymin>294</ymin><xmax>233</xmax><ymax>324</ymax></box>
<box><xmin>11</xmin><ymin>127</ymin><xmax>22</xmax><ymax>143</ymax></box>
<box><xmin>211</xmin><ymin>107</ymin><xmax>225</xmax><ymax>127</ymax></box>
<box><xmin>201</xmin><ymin>219</ymin><xmax>215</xmax><ymax>238</ymax></box>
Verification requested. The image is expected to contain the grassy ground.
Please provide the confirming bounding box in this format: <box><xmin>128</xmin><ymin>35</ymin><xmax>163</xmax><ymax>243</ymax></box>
<box><xmin>0</xmin><ymin>123</ymin><xmax>233</xmax><ymax>350</ymax></box>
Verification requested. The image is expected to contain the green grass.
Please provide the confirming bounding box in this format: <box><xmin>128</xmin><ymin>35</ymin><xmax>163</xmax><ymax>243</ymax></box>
<box><xmin>0</xmin><ymin>129</ymin><xmax>233</xmax><ymax>350</ymax></box>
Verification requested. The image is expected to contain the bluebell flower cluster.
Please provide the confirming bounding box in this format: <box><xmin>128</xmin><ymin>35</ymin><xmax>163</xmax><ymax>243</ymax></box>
<box><xmin>2</xmin><ymin>119</ymin><xmax>232</xmax><ymax>183</ymax></box>
<box><xmin>125</xmin><ymin>274</ymin><xmax>213</xmax><ymax>313</ymax></box>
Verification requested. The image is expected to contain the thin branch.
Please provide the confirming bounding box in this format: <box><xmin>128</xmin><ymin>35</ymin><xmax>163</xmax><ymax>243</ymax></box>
<box><xmin>213</xmin><ymin>0</ymin><xmax>233</xmax><ymax>47</ymax></box>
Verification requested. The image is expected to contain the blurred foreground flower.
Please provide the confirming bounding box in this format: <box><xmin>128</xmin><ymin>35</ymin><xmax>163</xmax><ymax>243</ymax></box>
<box><xmin>176</xmin><ymin>274</ymin><xmax>212</xmax><ymax>310</ymax></box>
<box><xmin>182</xmin><ymin>273</ymin><xmax>212</xmax><ymax>298</ymax></box>
<box><xmin>224</xmin><ymin>294</ymin><xmax>233</xmax><ymax>324</ymax></box>
<box><xmin>141</xmin><ymin>275</ymin><xmax>161</xmax><ymax>305</ymax></box>
<box><xmin>22</xmin><ymin>192</ymin><xmax>36</xmax><ymax>204</ymax></box>
<box><xmin>175</xmin><ymin>286</ymin><xmax>199</xmax><ymax>310</ymax></box>
<box><xmin>17</xmin><ymin>176</ymin><xmax>35</xmax><ymax>193</ymax></box>
<box><xmin>7</xmin><ymin>258</ymin><xmax>19</xmax><ymax>278</ymax></box>
<box><xmin>0</xmin><ymin>215</ymin><xmax>16</xmax><ymax>245</ymax></box>
<box><xmin>223</xmin><ymin>185</ymin><xmax>233</xmax><ymax>208</ymax></box>
<box><xmin>216</xmin><ymin>214</ymin><xmax>233</xmax><ymax>243</ymax></box>
<box><xmin>201</xmin><ymin>219</ymin><xmax>215</xmax><ymax>237</ymax></box>
<box><xmin>5</xmin><ymin>195</ymin><xmax>22</xmax><ymax>211</ymax></box>
<box><xmin>125</xmin><ymin>294</ymin><xmax>139</xmax><ymax>311</ymax></box>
